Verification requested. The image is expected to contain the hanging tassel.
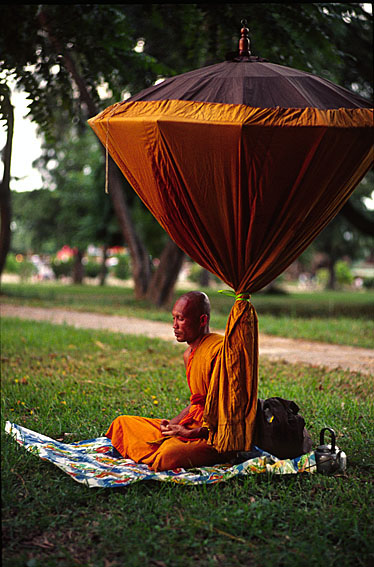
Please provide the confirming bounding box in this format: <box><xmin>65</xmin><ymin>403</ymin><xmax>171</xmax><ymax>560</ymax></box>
<box><xmin>105</xmin><ymin>137</ymin><xmax>109</xmax><ymax>194</ymax></box>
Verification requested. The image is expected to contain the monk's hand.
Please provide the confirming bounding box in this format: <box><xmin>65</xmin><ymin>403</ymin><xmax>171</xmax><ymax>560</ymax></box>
<box><xmin>160</xmin><ymin>423</ymin><xmax>202</xmax><ymax>439</ymax></box>
<box><xmin>159</xmin><ymin>419</ymin><xmax>170</xmax><ymax>434</ymax></box>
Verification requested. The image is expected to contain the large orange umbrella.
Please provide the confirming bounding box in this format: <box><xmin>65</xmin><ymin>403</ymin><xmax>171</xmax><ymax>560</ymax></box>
<box><xmin>89</xmin><ymin>24</ymin><xmax>373</xmax><ymax>453</ymax></box>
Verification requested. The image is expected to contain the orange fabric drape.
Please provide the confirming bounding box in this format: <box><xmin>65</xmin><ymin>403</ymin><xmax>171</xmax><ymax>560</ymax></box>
<box><xmin>89</xmin><ymin>99</ymin><xmax>373</xmax><ymax>452</ymax></box>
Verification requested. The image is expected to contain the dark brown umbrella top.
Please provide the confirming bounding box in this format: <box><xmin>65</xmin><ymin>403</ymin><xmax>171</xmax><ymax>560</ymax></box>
<box><xmin>129</xmin><ymin>59</ymin><xmax>372</xmax><ymax>110</ymax></box>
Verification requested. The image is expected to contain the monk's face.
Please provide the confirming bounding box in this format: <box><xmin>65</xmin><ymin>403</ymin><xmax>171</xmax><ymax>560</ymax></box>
<box><xmin>172</xmin><ymin>298</ymin><xmax>206</xmax><ymax>344</ymax></box>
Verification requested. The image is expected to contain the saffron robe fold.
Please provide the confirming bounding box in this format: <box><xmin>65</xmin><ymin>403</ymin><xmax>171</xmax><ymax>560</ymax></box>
<box><xmin>106</xmin><ymin>333</ymin><xmax>234</xmax><ymax>471</ymax></box>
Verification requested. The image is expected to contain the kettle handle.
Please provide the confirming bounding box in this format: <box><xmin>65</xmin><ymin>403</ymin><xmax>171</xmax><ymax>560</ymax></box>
<box><xmin>319</xmin><ymin>427</ymin><xmax>336</xmax><ymax>452</ymax></box>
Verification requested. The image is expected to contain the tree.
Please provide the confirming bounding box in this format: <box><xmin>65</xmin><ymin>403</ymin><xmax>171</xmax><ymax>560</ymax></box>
<box><xmin>10</xmin><ymin>126</ymin><xmax>124</xmax><ymax>279</ymax></box>
<box><xmin>340</xmin><ymin>171</ymin><xmax>374</xmax><ymax>237</ymax></box>
<box><xmin>0</xmin><ymin>83</ymin><xmax>14</xmax><ymax>275</ymax></box>
<box><xmin>15</xmin><ymin>125</ymin><xmax>171</xmax><ymax>284</ymax></box>
<box><xmin>313</xmin><ymin>173</ymin><xmax>374</xmax><ymax>289</ymax></box>
<box><xmin>10</xmin><ymin>189</ymin><xmax>60</xmax><ymax>255</ymax></box>
<box><xmin>36</xmin><ymin>127</ymin><xmax>123</xmax><ymax>283</ymax></box>
<box><xmin>0</xmin><ymin>4</ymin><xmax>173</xmax><ymax>300</ymax></box>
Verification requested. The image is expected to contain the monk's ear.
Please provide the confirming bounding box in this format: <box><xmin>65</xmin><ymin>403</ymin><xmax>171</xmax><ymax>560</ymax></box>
<box><xmin>200</xmin><ymin>314</ymin><xmax>208</xmax><ymax>327</ymax></box>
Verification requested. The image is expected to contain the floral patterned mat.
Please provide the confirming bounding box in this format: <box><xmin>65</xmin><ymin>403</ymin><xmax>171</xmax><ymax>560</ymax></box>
<box><xmin>5</xmin><ymin>421</ymin><xmax>316</xmax><ymax>488</ymax></box>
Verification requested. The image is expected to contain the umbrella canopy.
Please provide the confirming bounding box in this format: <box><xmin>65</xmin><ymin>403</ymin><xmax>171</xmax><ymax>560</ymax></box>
<box><xmin>89</xmin><ymin>25</ymin><xmax>373</xmax><ymax>453</ymax></box>
<box><xmin>128</xmin><ymin>58</ymin><xmax>371</xmax><ymax>110</ymax></box>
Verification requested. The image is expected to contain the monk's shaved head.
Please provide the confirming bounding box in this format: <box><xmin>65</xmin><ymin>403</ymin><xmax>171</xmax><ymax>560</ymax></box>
<box><xmin>172</xmin><ymin>291</ymin><xmax>211</xmax><ymax>346</ymax></box>
<box><xmin>178</xmin><ymin>291</ymin><xmax>210</xmax><ymax>320</ymax></box>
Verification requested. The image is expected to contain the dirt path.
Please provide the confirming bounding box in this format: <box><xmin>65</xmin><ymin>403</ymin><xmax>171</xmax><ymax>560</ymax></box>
<box><xmin>2</xmin><ymin>303</ymin><xmax>374</xmax><ymax>375</ymax></box>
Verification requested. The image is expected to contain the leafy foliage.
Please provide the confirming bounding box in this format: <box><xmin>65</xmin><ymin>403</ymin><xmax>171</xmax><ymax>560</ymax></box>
<box><xmin>11</xmin><ymin>128</ymin><xmax>122</xmax><ymax>254</ymax></box>
<box><xmin>0</xmin><ymin>5</ymin><xmax>163</xmax><ymax>135</ymax></box>
<box><xmin>113</xmin><ymin>254</ymin><xmax>131</xmax><ymax>280</ymax></box>
<box><xmin>1</xmin><ymin>4</ymin><xmax>372</xmax><ymax>135</ymax></box>
<box><xmin>128</xmin><ymin>3</ymin><xmax>373</xmax><ymax>96</ymax></box>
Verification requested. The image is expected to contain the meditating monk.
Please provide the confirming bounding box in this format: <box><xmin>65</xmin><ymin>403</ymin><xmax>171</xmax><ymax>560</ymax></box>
<box><xmin>106</xmin><ymin>291</ymin><xmax>235</xmax><ymax>471</ymax></box>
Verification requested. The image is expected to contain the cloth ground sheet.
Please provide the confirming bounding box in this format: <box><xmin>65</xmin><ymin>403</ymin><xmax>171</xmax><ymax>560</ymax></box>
<box><xmin>5</xmin><ymin>422</ymin><xmax>316</xmax><ymax>488</ymax></box>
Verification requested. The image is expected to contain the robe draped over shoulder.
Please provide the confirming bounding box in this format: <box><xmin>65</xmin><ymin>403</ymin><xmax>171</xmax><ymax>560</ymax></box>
<box><xmin>105</xmin><ymin>333</ymin><xmax>232</xmax><ymax>471</ymax></box>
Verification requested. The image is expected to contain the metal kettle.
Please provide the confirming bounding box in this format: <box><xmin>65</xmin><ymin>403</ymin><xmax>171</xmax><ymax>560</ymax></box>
<box><xmin>315</xmin><ymin>427</ymin><xmax>347</xmax><ymax>474</ymax></box>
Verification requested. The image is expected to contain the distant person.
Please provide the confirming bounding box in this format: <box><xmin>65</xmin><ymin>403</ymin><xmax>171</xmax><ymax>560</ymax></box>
<box><xmin>106</xmin><ymin>291</ymin><xmax>234</xmax><ymax>470</ymax></box>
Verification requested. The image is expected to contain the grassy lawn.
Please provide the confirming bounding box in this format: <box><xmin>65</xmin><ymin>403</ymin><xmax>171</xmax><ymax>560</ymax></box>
<box><xmin>2</xmin><ymin>317</ymin><xmax>373</xmax><ymax>567</ymax></box>
<box><xmin>1</xmin><ymin>281</ymin><xmax>374</xmax><ymax>348</ymax></box>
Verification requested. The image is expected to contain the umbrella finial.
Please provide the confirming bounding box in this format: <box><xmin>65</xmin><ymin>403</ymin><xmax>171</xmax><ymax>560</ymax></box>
<box><xmin>239</xmin><ymin>19</ymin><xmax>251</xmax><ymax>57</ymax></box>
<box><xmin>225</xmin><ymin>19</ymin><xmax>267</xmax><ymax>62</ymax></box>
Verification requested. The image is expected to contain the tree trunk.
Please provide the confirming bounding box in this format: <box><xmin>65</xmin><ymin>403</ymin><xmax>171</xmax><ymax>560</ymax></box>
<box><xmin>107</xmin><ymin>159</ymin><xmax>152</xmax><ymax>298</ymax></box>
<box><xmin>327</xmin><ymin>259</ymin><xmax>336</xmax><ymax>290</ymax></box>
<box><xmin>199</xmin><ymin>268</ymin><xmax>211</xmax><ymax>287</ymax></box>
<box><xmin>73</xmin><ymin>249</ymin><xmax>84</xmax><ymax>284</ymax></box>
<box><xmin>99</xmin><ymin>245</ymin><xmax>108</xmax><ymax>286</ymax></box>
<box><xmin>146</xmin><ymin>240</ymin><xmax>185</xmax><ymax>307</ymax></box>
<box><xmin>0</xmin><ymin>85</ymin><xmax>14</xmax><ymax>277</ymax></box>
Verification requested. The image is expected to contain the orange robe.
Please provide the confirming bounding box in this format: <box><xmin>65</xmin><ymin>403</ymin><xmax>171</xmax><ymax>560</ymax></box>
<box><xmin>106</xmin><ymin>333</ymin><xmax>233</xmax><ymax>471</ymax></box>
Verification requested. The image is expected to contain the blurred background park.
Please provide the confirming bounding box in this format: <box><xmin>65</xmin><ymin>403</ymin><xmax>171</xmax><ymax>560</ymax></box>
<box><xmin>1</xmin><ymin>5</ymin><xmax>373</xmax><ymax>567</ymax></box>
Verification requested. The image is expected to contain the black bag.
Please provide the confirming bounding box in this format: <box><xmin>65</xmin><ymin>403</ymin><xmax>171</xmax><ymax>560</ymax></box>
<box><xmin>252</xmin><ymin>397</ymin><xmax>313</xmax><ymax>459</ymax></box>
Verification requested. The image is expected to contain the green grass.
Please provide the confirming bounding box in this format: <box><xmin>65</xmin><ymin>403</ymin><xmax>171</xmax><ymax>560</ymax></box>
<box><xmin>1</xmin><ymin>282</ymin><xmax>374</xmax><ymax>347</ymax></box>
<box><xmin>2</xmin><ymin>317</ymin><xmax>373</xmax><ymax>567</ymax></box>
<box><xmin>257</xmin><ymin>315</ymin><xmax>374</xmax><ymax>348</ymax></box>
